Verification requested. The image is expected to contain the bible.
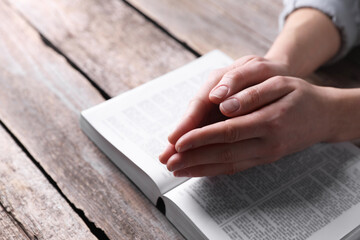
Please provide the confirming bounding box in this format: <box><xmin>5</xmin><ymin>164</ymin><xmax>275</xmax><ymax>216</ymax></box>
<box><xmin>80</xmin><ymin>50</ymin><xmax>360</xmax><ymax>240</ymax></box>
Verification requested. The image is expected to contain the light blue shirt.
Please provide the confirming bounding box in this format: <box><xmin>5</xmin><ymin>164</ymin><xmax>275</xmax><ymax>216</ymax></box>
<box><xmin>280</xmin><ymin>0</ymin><xmax>360</xmax><ymax>62</ymax></box>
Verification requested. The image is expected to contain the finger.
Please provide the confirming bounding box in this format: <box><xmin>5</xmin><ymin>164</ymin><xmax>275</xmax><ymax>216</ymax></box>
<box><xmin>209</xmin><ymin>60</ymin><xmax>286</xmax><ymax>104</ymax></box>
<box><xmin>168</xmin><ymin>98</ymin><xmax>210</xmax><ymax>144</ymax></box>
<box><xmin>173</xmin><ymin>157</ymin><xmax>275</xmax><ymax>177</ymax></box>
<box><xmin>168</xmin><ymin>67</ymin><xmax>229</xmax><ymax>144</ymax></box>
<box><xmin>168</xmin><ymin>56</ymin><xmax>266</xmax><ymax>144</ymax></box>
<box><xmin>167</xmin><ymin>138</ymin><xmax>262</xmax><ymax>172</ymax></box>
<box><xmin>220</xmin><ymin>76</ymin><xmax>295</xmax><ymax>117</ymax></box>
<box><xmin>159</xmin><ymin>144</ymin><xmax>177</xmax><ymax>164</ymax></box>
<box><xmin>175</xmin><ymin>113</ymin><xmax>264</xmax><ymax>152</ymax></box>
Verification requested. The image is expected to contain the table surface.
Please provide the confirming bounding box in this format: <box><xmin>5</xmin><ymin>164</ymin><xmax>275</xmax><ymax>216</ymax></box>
<box><xmin>1</xmin><ymin>0</ymin><xmax>360</xmax><ymax>239</ymax></box>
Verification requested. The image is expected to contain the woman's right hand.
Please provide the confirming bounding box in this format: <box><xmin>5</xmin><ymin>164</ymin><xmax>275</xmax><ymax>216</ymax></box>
<box><xmin>160</xmin><ymin>55</ymin><xmax>292</xmax><ymax>163</ymax></box>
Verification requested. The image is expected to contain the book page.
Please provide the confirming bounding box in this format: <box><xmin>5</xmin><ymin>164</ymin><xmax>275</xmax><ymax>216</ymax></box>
<box><xmin>164</xmin><ymin>143</ymin><xmax>360</xmax><ymax>240</ymax></box>
<box><xmin>81</xmin><ymin>50</ymin><xmax>233</xmax><ymax>198</ymax></box>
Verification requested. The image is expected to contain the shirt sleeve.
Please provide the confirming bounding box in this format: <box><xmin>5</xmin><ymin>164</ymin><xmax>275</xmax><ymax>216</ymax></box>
<box><xmin>280</xmin><ymin>0</ymin><xmax>360</xmax><ymax>63</ymax></box>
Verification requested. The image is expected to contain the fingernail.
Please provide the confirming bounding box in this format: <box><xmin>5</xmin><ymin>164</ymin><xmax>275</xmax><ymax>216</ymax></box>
<box><xmin>174</xmin><ymin>169</ymin><xmax>189</xmax><ymax>177</ymax></box>
<box><xmin>171</xmin><ymin>160</ymin><xmax>185</xmax><ymax>172</ymax></box>
<box><xmin>167</xmin><ymin>154</ymin><xmax>183</xmax><ymax>171</ymax></box>
<box><xmin>210</xmin><ymin>85</ymin><xmax>229</xmax><ymax>99</ymax></box>
<box><xmin>159</xmin><ymin>153</ymin><xmax>167</xmax><ymax>164</ymax></box>
<box><xmin>221</xmin><ymin>98</ymin><xmax>240</xmax><ymax>113</ymax></box>
<box><xmin>177</xmin><ymin>143</ymin><xmax>192</xmax><ymax>153</ymax></box>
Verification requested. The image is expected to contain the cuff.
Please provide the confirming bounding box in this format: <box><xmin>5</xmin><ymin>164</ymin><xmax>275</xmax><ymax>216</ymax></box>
<box><xmin>279</xmin><ymin>0</ymin><xmax>358</xmax><ymax>63</ymax></box>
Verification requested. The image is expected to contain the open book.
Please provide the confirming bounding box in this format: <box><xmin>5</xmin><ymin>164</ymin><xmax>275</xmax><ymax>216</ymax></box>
<box><xmin>80</xmin><ymin>51</ymin><xmax>360</xmax><ymax>240</ymax></box>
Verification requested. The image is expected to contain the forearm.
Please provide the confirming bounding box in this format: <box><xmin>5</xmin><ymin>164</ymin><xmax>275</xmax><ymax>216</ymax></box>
<box><xmin>265</xmin><ymin>8</ymin><xmax>341</xmax><ymax>77</ymax></box>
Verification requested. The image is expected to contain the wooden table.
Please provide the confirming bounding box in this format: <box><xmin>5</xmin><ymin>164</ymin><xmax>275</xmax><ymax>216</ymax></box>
<box><xmin>1</xmin><ymin>0</ymin><xmax>359</xmax><ymax>239</ymax></box>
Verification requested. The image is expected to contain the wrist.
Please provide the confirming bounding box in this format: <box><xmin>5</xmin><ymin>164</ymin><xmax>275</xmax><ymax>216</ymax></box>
<box><xmin>321</xmin><ymin>87</ymin><xmax>360</xmax><ymax>142</ymax></box>
<box><xmin>265</xmin><ymin>8</ymin><xmax>341</xmax><ymax>78</ymax></box>
<box><xmin>264</xmin><ymin>51</ymin><xmax>293</xmax><ymax>76</ymax></box>
<box><xmin>264</xmin><ymin>29</ymin><xmax>304</xmax><ymax>77</ymax></box>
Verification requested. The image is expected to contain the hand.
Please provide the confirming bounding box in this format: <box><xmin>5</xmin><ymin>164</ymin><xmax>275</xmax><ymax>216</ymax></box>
<box><xmin>161</xmin><ymin>76</ymin><xmax>336</xmax><ymax>177</ymax></box>
<box><xmin>159</xmin><ymin>56</ymin><xmax>290</xmax><ymax>169</ymax></box>
<box><xmin>166</xmin><ymin>55</ymin><xmax>291</xmax><ymax>144</ymax></box>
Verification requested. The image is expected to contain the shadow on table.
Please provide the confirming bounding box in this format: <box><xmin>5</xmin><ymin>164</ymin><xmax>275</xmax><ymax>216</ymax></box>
<box><xmin>308</xmin><ymin>46</ymin><xmax>360</xmax><ymax>88</ymax></box>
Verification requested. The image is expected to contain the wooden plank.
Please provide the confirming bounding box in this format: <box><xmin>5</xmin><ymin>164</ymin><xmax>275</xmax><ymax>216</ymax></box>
<box><xmin>206</xmin><ymin>0</ymin><xmax>282</xmax><ymax>42</ymax></box>
<box><xmin>125</xmin><ymin>0</ymin><xmax>360</xmax><ymax>89</ymax></box>
<box><xmin>0</xmin><ymin>2</ymin><xmax>182</xmax><ymax>239</ymax></box>
<box><xmin>0</xmin><ymin>207</ymin><xmax>28</xmax><ymax>240</ymax></box>
<box><xmin>0</xmin><ymin>126</ymin><xmax>96</xmax><ymax>240</ymax></box>
<box><xmin>10</xmin><ymin>0</ymin><xmax>358</xmax><ymax>89</ymax></box>
<box><xmin>124</xmin><ymin>0</ymin><xmax>283</xmax><ymax>58</ymax></box>
<box><xmin>6</xmin><ymin>0</ymin><xmax>195</xmax><ymax>97</ymax></box>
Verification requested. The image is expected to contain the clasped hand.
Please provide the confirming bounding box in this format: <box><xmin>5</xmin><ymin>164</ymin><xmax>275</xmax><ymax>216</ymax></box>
<box><xmin>159</xmin><ymin>56</ymin><xmax>335</xmax><ymax>177</ymax></box>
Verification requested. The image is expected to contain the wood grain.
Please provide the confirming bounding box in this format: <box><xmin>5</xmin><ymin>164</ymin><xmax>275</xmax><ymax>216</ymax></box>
<box><xmin>10</xmin><ymin>0</ymin><xmax>358</xmax><ymax>88</ymax></box>
<box><xmin>0</xmin><ymin>126</ymin><xmax>95</xmax><ymax>240</ymax></box>
<box><xmin>6</xmin><ymin>0</ymin><xmax>195</xmax><ymax>97</ymax></box>
<box><xmin>0</xmin><ymin>207</ymin><xmax>28</xmax><ymax>240</ymax></box>
<box><xmin>0</xmin><ymin>2</ymin><xmax>182</xmax><ymax>239</ymax></box>
<box><xmin>125</xmin><ymin>0</ymin><xmax>283</xmax><ymax>58</ymax></box>
<box><xmin>126</xmin><ymin>0</ymin><xmax>360</xmax><ymax>88</ymax></box>
<box><xmin>206</xmin><ymin>0</ymin><xmax>282</xmax><ymax>42</ymax></box>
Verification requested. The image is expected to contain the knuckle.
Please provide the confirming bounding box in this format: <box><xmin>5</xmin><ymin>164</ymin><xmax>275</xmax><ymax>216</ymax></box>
<box><xmin>234</xmin><ymin>55</ymin><xmax>257</xmax><ymax>66</ymax></box>
<box><xmin>218</xmin><ymin>148</ymin><xmax>234</xmax><ymax>163</ymax></box>
<box><xmin>223</xmin><ymin>120</ymin><xmax>239</xmax><ymax>142</ymax></box>
<box><xmin>254</xmin><ymin>61</ymin><xmax>271</xmax><ymax>77</ymax></box>
<box><xmin>207</xmin><ymin>68</ymin><xmax>226</xmax><ymax>86</ymax></box>
<box><xmin>188</xmin><ymin>98</ymin><xmax>197</xmax><ymax>108</ymax></box>
<box><xmin>222</xmin><ymin>71</ymin><xmax>236</xmax><ymax>81</ymax></box>
<box><xmin>185</xmin><ymin>112</ymin><xmax>198</xmax><ymax>125</ymax></box>
<box><xmin>223</xmin><ymin>69</ymin><xmax>244</xmax><ymax>83</ymax></box>
<box><xmin>188</xmin><ymin>97</ymin><xmax>206</xmax><ymax>110</ymax></box>
<box><xmin>271</xmin><ymin>76</ymin><xmax>287</xmax><ymax>85</ymax></box>
<box><xmin>261</xmin><ymin>106</ymin><xmax>289</xmax><ymax>135</ymax></box>
<box><xmin>243</xmin><ymin>87</ymin><xmax>261</xmax><ymax>107</ymax></box>
<box><xmin>209</xmin><ymin>68</ymin><xmax>224</xmax><ymax>80</ymax></box>
<box><xmin>290</xmin><ymin>78</ymin><xmax>306</xmax><ymax>90</ymax></box>
<box><xmin>247</xmin><ymin>56</ymin><xmax>262</xmax><ymax>63</ymax></box>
